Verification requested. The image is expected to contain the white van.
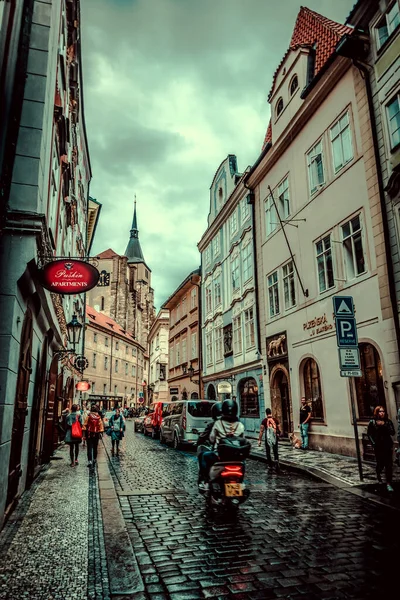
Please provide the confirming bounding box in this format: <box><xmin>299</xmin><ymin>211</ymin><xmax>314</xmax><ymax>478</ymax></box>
<box><xmin>159</xmin><ymin>400</ymin><xmax>215</xmax><ymax>449</ymax></box>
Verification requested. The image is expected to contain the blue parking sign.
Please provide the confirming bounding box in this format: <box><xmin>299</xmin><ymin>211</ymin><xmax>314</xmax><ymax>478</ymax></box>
<box><xmin>335</xmin><ymin>317</ymin><xmax>358</xmax><ymax>347</ymax></box>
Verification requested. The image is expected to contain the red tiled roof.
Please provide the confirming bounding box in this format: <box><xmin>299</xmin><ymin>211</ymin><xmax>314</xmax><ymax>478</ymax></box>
<box><xmin>97</xmin><ymin>248</ymin><xmax>119</xmax><ymax>259</ymax></box>
<box><xmin>86</xmin><ymin>305</ymin><xmax>136</xmax><ymax>344</ymax></box>
<box><xmin>262</xmin><ymin>6</ymin><xmax>352</xmax><ymax>150</ymax></box>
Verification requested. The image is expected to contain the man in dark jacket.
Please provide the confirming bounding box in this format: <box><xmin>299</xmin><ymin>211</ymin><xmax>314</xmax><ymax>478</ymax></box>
<box><xmin>197</xmin><ymin>402</ymin><xmax>222</xmax><ymax>489</ymax></box>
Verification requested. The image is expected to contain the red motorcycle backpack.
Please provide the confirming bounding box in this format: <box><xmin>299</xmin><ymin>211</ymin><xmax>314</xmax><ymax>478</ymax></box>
<box><xmin>87</xmin><ymin>413</ymin><xmax>102</xmax><ymax>434</ymax></box>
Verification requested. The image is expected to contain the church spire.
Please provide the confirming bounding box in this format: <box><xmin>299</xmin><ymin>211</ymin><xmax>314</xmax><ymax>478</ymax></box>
<box><xmin>125</xmin><ymin>195</ymin><xmax>145</xmax><ymax>264</ymax></box>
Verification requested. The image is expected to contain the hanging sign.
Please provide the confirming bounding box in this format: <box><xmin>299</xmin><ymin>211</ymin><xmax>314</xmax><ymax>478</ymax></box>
<box><xmin>76</xmin><ymin>381</ymin><xmax>91</xmax><ymax>392</ymax></box>
<box><xmin>217</xmin><ymin>381</ymin><xmax>232</xmax><ymax>394</ymax></box>
<box><xmin>40</xmin><ymin>259</ymin><xmax>100</xmax><ymax>294</ymax></box>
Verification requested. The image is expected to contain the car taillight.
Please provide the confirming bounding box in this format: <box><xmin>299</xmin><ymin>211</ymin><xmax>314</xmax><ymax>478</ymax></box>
<box><xmin>221</xmin><ymin>465</ymin><xmax>243</xmax><ymax>477</ymax></box>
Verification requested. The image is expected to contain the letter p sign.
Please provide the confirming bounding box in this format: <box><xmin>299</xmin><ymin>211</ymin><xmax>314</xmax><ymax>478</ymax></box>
<box><xmin>335</xmin><ymin>317</ymin><xmax>358</xmax><ymax>347</ymax></box>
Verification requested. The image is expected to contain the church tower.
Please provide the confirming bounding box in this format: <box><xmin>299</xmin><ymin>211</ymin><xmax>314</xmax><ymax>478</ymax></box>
<box><xmin>125</xmin><ymin>198</ymin><xmax>155</xmax><ymax>347</ymax></box>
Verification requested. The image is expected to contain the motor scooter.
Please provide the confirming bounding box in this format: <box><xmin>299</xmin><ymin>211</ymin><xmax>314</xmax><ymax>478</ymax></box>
<box><xmin>200</xmin><ymin>437</ymin><xmax>251</xmax><ymax>512</ymax></box>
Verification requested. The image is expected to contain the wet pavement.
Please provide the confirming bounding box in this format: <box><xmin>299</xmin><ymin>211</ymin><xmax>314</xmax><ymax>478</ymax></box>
<box><xmin>103</xmin><ymin>423</ymin><xmax>400</xmax><ymax>599</ymax></box>
<box><xmin>0</xmin><ymin>423</ymin><xmax>399</xmax><ymax>600</ymax></box>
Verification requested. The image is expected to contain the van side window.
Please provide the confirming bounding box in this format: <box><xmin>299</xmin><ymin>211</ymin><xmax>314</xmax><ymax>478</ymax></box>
<box><xmin>173</xmin><ymin>403</ymin><xmax>183</xmax><ymax>415</ymax></box>
<box><xmin>162</xmin><ymin>405</ymin><xmax>171</xmax><ymax>417</ymax></box>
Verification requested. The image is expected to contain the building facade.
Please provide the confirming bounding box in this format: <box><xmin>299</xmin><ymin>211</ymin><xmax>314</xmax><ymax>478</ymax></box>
<box><xmin>84</xmin><ymin>306</ymin><xmax>146</xmax><ymax>409</ymax></box>
<box><xmin>162</xmin><ymin>269</ymin><xmax>202</xmax><ymax>400</ymax></box>
<box><xmin>147</xmin><ymin>309</ymin><xmax>170</xmax><ymax>405</ymax></box>
<box><xmin>198</xmin><ymin>156</ymin><xmax>263</xmax><ymax>437</ymax></box>
<box><xmin>246</xmin><ymin>6</ymin><xmax>400</xmax><ymax>454</ymax></box>
<box><xmin>0</xmin><ymin>0</ymin><xmax>93</xmax><ymax>528</ymax></box>
<box><xmin>86</xmin><ymin>201</ymin><xmax>156</xmax><ymax>349</ymax></box>
<box><xmin>347</xmin><ymin>0</ymin><xmax>400</xmax><ymax>406</ymax></box>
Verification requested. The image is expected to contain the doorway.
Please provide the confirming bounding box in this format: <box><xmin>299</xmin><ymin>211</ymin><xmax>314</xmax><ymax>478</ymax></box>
<box><xmin>271</xmin><ymin>369</ymin><xmax>292</xmax><ymax>437</ymax></box>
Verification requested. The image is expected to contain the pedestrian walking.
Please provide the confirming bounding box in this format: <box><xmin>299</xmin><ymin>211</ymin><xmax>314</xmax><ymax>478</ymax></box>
<box><xmin>83</xmin><ymin>404</ymin><xmax>104</xmax><ymax>467</ymax></box>
<box><xmin>64</xmin><ymin>404</ymin><xmax>83</xmax><ymax>466</ymax></box>
<box><xmin>81</xmin><ymin>407</ymin><xmax>90</xmax><ymax>447</ymax></box>
<box><xmin>258</xmin><ymin>408</ymin><xmax>280</xmax><ymax>471</ymax></box>
<box><xmin>108</xmin><ymin>407</ymin><xmax>125</xmax><ymax>456</ymax></box>
<box><xmin>367</xmin><ymin>405</ymin><xmax>395</xmax><ymax>492</ymax></box>
<box><xmin>299</xmin><ymin>397</ymin><xmax>312</xmax><ymax>450</ymax></box>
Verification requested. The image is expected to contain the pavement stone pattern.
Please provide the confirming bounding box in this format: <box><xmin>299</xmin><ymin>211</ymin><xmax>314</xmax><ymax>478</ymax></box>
<box><xmin>104</xmin><ymin>423</ymin><xmax>400</xmax><ymax>600</ymax></box>
<box><xmin>88</xmin><ymin>466</ymin><xmax>111</xmax><ymax>600</ymax></box>
<box><xmin>250</xmin><ymin>439</ymin><xmax>378</xmax><ymax>486</ymax></box>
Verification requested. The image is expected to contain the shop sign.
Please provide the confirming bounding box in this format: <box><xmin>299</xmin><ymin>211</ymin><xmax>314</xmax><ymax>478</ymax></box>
<box><xmin>76</xmin><ymin>381</ymin><xmax>91</xmax><ymax>391</ymax></box>
<box><xmin>303</xmin><ymin>313</ymin><xmax>333</xmax><ymax>337</ymax></box>
<box><xmin>169</xmin><ymin>388</ymin><xmax>179</xmax><ymax>394</ymax></box>
<box><xmin>40</xmin><ymin>259</ymin><xmax>100</xmax><ymax>294</ymax></box>
<box><xmin>217</xmin><ymin>381</ymin><xmax>232</xmax><ymax>394</ymax></box>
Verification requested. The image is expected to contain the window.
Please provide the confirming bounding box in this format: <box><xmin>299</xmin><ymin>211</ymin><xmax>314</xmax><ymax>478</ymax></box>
<box><xmin>233</xmin><ymin>315</ymin><xmax>242</xmax><ymax>355</ymax></box>
<box><xmin>265</xmin><ymin>194</ymin><xmax>277</xmax><ymax>237</ymax></box>
<box><xmin>316</xmin><ymin>235</ymin><xmax>334</xmax><ymax>292</ymax></box>
<box><xmin>124</xmin><ymin>386</ymin><xmax>127</xmax><ymax>396</ymax></box>
<box><xmin>212</xmin><ymin>233</ymin><xmax>220</xmax><ymax>257</ymax></box>
<box><xmin>175</xmin><ymin>341</ymin><xmax>180</xmax><ymax>365</ymax></box>
<box><xmin>191</xmin><ymin>332</ymin><xmax>197</xmax><ymax>359</ymax></box>
<box><xmin>242</xmin><ymin>243</ymin><xmax>253</xmax><ymax>282</ymax></box>
<box><xmin>93</xmin><ymin>353</ymin><xmax>97</xmax><ymax>368</ymax></box>
<box><xmin>105</xmin><ymin>337</ymin><xmax>109</xmax><ymax>347</ymax></box>
<box><xmin>276</xmin><ymin>97</ymin><xmax>284</xmax><ymax>117</ymax></box>
<box><xmin>145</xmin><ymin>269</ymin><xmax>149</xmax><ymax>278</ymax></box>
<box><xmin>93</xmin><ymin>333</ymin><xmax>97</xmax><ymax>343</ymax></box>
<box><xmin>100</xmin><ymin>296</ymin><xmax>105</xmax><ymax>310</ymax></box>
<box><xmin>244</xmin><ymin>307</ymin><xmax>255</xmax><ymax>349</ymax></box>
<box><xmin>190</xmin><ymin>287</ymin><xmax>197</xmax><ymax>309</ymax></box>
<box><xmin>355</xmin><ymin>343</ymin><xmax>386</xmax><ymax>419</ymax></box>
<box><xmin>132</xmin><ymin>365</ymin><xmax>136</xmax><ymax>377</ymax></box>
<box><xmin>182</xmin><ymin>338</ymin><xmax>187</xmax><ymax>363</ymax></box>
<box><xmin>303</xmin><ymin>358</ymin><xmax>324</xmax><ymax>421</ymax></box>
<box><xmin>307</xmin><ymin>140</ymin><xmax>325</xmax><ymax>194</ymax></box>
<box><xmin>239</xmin><ymin>378</ymin><xmax>260</xmax><ymax>418</ymax></box>
<box><xmin>125</xmin><ymin>362</ymin><xmax>128</xmax><ymax>376</ymax></box>
<box><xmin>103</xmin><ymin>383</ymin><xmax>107</xmax><ymax>395</ymax></box>
<box><xmin>342</xmin><ymin>215</ymin><xmax>366</xmax><ymax>279</ymax></box>
<box><xmin>115</xmin><ymin>341</ymin><xmax>119</xmax><ymax>350</ymax></box>
<box><xmin>278</xmin><ymin>177</ymin><xmax>290</xmax><ymax>219</ymax></box>
<box><xmin>387</xmin><ymin>94</ymin><xmax>400</xmax><ymax>149</ymax></box>
<box><xmin>132</xmin><ymin>347</ymin><xmax>136</xmax><ymax>356</ymax></box>
<box><xmin>182</xmin><ymin>296</ymin><xmax>187</xmax><ymax>316</ymax></box>
<box><xmin>205</xmin><ymin>245</ymin><xmax>211</xmax><ymax>266</ymax></box>
<box><xmin>283</xmin><ymin>261</ymin><xmax>296</xmax><ymax>309</ymax></box>
<box><xmin>205</xmin><ymin>284</ymin><xmax>212</xmax><ymax>313</ymax></box>
<box><xmin>115</xmin><ymin>360</ymin><xmax>118</xmax><ymax>373</ymax></box>
<box><xmin>231</xmin><ymin>256</ymin><xmax>240</xmax><ymax>291</ymax></box>
<box><xmin>206</xmin><ymin>332</ymin><xmax>213</xmax><ymax>365</ymax></box>
<box><xmin>330</xmin><ymin>112</ymin><xmax>353</xmax><ymax>173</ymax></box>
<box><xmin>290</xmin><ymin>75</ymin><xmax>298</xmax><ymax>96</ymax></box>
<box><xmin>268</xmin><ymin>271</ymin><xmax>280</xmax><ymax>317</ymax></box>
<box><xmin>104</xmin><ymin>356</ymin><xmax>108</xmax><ymax>370</ymax></box>
<box><xmin>214</xmin><ymin>276</ymin><xmax>222</xmax><ymax>307</ymax></box>
<box><xmin>241</xmin><ymin>196</ymin><xmax>250</xmax><ymax>223</ymax></box>
<box><xmin>125</xmin><ymin>345</ymin><xmax>128</xmax><ymax>354</ymax></box>
<box><xmin>230</xmin><ymin>210</ymin><xmax>238</xmax><ymax>236</ymax></box>
<box><xmin>114</xmin><ymin>385</ymin><xmax>118</xmax><ymax>395</ymax></box>
<box><xmin>375</xmin><ymin>2</ymin><xmax>400</xmax><ymax>49</ymax></box>
<box><xmin>215</xmin><ymin>327</ymin><xmax>223</xmax><ymax>362</ymax></box>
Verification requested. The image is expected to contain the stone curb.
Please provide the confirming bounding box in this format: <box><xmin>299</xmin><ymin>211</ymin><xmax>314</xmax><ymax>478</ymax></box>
<box><xmin>249</xmin><ymin>448</ymin><xmax>400</xmax><ymax>512</ymax></box>
<box><xmin>97</xmin><ymin>444</ymin><xmax>144</xmax><ymax>596</ymax></box>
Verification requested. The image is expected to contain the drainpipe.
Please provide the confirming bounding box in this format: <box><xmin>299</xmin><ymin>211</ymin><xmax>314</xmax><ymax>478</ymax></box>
<box><xmin>190</xmin><ymin>266</ymin><xmax>202</xmax><ymax>398</ymax></box>
<box><xmin>353</xmin><ymin>59</ymin><xmax>400</xmax><ymax>366</ymax></box>
<box><xmin>243</xmin><ymin>183</ymin><xmax>262</xmax><ymax>356</ymax></box>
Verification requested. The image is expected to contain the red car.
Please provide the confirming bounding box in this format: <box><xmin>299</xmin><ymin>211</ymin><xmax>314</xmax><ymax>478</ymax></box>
<box><xmin>143</xmin><ymin>402</ymin><xmax>169</xmax><ymax>438</ymax></box>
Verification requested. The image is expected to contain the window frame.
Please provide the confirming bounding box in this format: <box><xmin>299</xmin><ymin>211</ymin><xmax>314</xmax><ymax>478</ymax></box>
<box><xmin>276</xmin><ymin>97</ymin><xmax>284</xmax><ymax>118</ymax></box>
<box><xmin>214</xmin><ymin>275</ymin><xmax>222</xmax><ymax>307</ymax></box>
<box><xmin>302</xmin><ymin>358</ymin><xmax>325</xmax><ymax>422</ymax></box>
<box><xmin>205</xmin><ymin>283</ymin><xmax>212</xmax><ymax>314</ymax></box>
<box><xmin>233</xmin><ymin>314</ymin><xmax>242</xmax><ymax>355</ymax></box>
<box><xmin>341</xmin><ymin>213</ymin><xmax>367</xmax><ymax>280</ymax></box>
<box><xmin>265</xmin><ymin>193</ymin><xmax>277</xmax><ymax>237</ymax></box>
<box><xmin>375</xmin><ymin>1</ymin><xmax>400</xmax><ymax>50</ymax></box>
<box><xmin>212</xmin><ymin>232</ymin><xmax>220</xmax><ymax>258</ymax></box>
<box><xmin>307</xmin><ymin>138</ymin><xmax>325</xmax><ymax>195</ymax></box>
<box><xmin>244</xmin><ymin>307</ymin><xmax>255</xmax><ymax>350</ymax></box>
<box><xmin>267</xmin><ymin>270</ymin><xmax>280</xmax><ymax>318</ymax></box>
<box><xmin>289</xmin><ymin>74</ymin><xmax>299</xmax><ymax>96</ymax></box>
<box><xmin>241</xmin><ymin>196</ymin><xmax>250</xmax><ymax>223</ymax></box>
<box><xmin>231</xmin><ymin>255</ymin><xmax>240</xmax><ymax>292</ymax></box>
<box><xmin>242</xmin><ymin>242</ymin><xmax>253</xmax><ymax>283</ymax></box>
<box><xmin>215</xmin><ymin>326</ymin><xmax>223</xmax><ymax>362</ymax></box>
<box><xmin>277</xmin><ymin>176</ymin><xmax>290</xmax><ymax>220</ymax></box>
<box><xmin>386</xmin><ymin>92</ymin><xmax>400</xmax><ymax>150</ymax></box>
<box><xmin>315</xmin><ymin>233</ymin><xmax>335</xmax><ymax>294</ymax></box>
<box><xmin>282</xmin><ymin>260</ymin><xmax>296</xmax><ymax>310</ymax></box>
<box><xmin>330</xmin><ymin>111</ymin><xmax>354</xmax><ymax>173</ymax></box>
<box><xmin>206</xmin><ymin>331</ymin><xmax>213</xmax><ymax>366</ymax></box>
<box><xmin>230</xmin><ymin>209</ymin><xmax>238</xmax><ymax>237</ymax></box>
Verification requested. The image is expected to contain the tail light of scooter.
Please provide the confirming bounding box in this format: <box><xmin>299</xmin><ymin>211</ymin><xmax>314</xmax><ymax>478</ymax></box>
<box><xmin>182</xmin><ymin>404</ymin><xmax>186</xmax><ymax>430</ymax></box>
<box><xmin>221</xmin><ymin>465</ymin><xmax>243</xmax><ymax>478</ymax></box>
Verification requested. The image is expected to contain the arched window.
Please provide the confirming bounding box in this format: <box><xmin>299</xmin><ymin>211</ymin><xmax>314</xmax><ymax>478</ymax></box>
<box><xmin>355</xmin><ymin>343</ymin><xmax>385</xmax><ymax>419</ymax></box>
<box><xmin>290</xmin><ymin>75</ymin><xmax>298</xmax><ymax>96</ymax></box>
<box><xmin>302</xmin><ymin>358</ymin><xmax>324</xmax><ymax>421</ymax></box>
<box><xmin>207</xmin><ymin>384</ymin><xmax>216</xmax><ymax>400</ymax></box>
<box><xmin>191</xmin><ymin>392</ymin><xmax>199</xmax><ymax>399</ymax></box>
<box><xmin>276</xmin><ymin>98</ymin><xmax>284</xmax><ymax>117</ymax></box>
<box><xmin>239</xmin><ymin>378</ymin><xmax>260</xmax><ymax>418</ymax></box>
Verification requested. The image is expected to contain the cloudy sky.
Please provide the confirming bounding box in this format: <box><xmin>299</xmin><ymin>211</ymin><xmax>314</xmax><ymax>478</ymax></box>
<box><xmin>81</xmin><ymin>0</ymin><xmax>355</xmax><ymax>310</ymax></box>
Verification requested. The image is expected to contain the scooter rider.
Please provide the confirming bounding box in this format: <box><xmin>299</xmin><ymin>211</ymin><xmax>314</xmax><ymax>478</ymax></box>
<box><xmin>199</xmin><ymin>399</ymin><xmax>245</xmax><ymax>491</ymax></box>
<box><xmin>197</xmin><ymin>401</ymin><xmax>223</xmax><ymax>487</ymax></box>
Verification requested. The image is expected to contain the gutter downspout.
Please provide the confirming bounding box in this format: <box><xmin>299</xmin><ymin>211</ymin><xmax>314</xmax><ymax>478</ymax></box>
<box><xmin>190</xmin><ymin>267</ymin><xmax>202</xmax><ymax>398</ymax></box>
<box><xmin>354</xmin><ymin>60</ymin><xmax>400</xmax><ymax>365</ymax></box>
<box><xmin>243</xmin><ymin>184</ymin><xmax>262</xmax><ymax>356</ymax></box>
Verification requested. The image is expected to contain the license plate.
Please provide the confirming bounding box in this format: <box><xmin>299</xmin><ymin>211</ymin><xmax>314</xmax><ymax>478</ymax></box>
<box><xmin>225</xmin><ymin>483</ymin><xmax>243</xmax><ymax>497</ymax></box>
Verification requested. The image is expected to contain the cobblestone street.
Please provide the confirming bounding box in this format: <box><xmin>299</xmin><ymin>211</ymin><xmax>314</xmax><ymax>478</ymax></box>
<box><xmin>0</xmin><ymin>422</ymin><xmax>399</xmax><ymax>600</ymax></box>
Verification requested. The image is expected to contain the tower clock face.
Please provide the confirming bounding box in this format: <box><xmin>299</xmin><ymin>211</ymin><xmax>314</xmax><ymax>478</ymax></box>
<box><xmin>98</xmin><ymin>270</ymin><xmax>110</xmax><ymax>286</ymax></box>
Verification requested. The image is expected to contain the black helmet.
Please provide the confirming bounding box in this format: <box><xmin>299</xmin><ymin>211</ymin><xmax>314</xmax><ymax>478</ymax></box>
<box><xmin>211</xmin><ymin>401</ymin><xmax>223</xmax><ymax>421</ymax></box>
<box><xmin>221</xmin><ymin>399</ymin><xmax>238</xmax><ymax>420</ymax></box>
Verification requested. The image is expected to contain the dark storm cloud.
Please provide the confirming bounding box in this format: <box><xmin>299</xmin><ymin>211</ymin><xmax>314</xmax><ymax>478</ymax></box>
<box><xmin>81</xmin><ymin>0</ymin><xmax>356</xmax><ymax>310</ymax></box>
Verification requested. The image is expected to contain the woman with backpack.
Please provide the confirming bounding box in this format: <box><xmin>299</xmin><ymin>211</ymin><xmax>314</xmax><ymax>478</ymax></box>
<box><xmin>258</xmin><ymin>408</ymin><xmax>281</xmax><ymax>472</ymax></box>
<box><xmin>108</xmin><ymin>407</ymin><xmax>126</xmax><ymax>456</ymax></box>
<box><xmin>83</xmin><ymin>404</ymin><xmax>104</xmax><ymax>467</ymax></box>
<box><xmin>64</xmin><ymin>404</ymin><xmax>83</xmax><ymax>466</ymax></box>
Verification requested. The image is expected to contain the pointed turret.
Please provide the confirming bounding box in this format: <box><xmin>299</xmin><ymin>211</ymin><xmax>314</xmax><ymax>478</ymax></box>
<box><xmin>125</xmin><ymin>196</ymin><xmax>145</xmax><ymax>264</ymax></box>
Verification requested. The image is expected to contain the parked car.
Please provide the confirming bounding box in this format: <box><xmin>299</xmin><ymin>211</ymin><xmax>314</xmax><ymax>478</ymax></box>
<box><xmin>160</xmin><ymin>400</ymin><xmax>215</xmax><ymax>449</ymax></box>
<box><xmin>143</xmin><ymin>402</ymin><xmax>170</xmax><ymax>438</ymax></box>
<box><xmin>134</xmin><ymin>408</ymin><xmax>148</xmax><ymax>432</ymax></box>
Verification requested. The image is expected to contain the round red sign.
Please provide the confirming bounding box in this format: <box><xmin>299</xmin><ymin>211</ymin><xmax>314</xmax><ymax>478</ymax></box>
<box><xmin>40</xmin><ymin>260</ymin><xmax>100</xmax><ymax>294</ymax></box>
<box><xmin>76</xmin><ymin>381</ymin><xmax>91</xmax><ymax>392</ymax></box>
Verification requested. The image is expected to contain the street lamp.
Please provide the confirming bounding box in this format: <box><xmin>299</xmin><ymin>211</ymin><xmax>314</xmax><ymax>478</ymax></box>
<box><xmin>66</xmin><ymin>314</ymin><xmax>83</xmax><ymax>351</ymax></box>
<box><xmin>188</xmin><ymin>363</ymin><xmax>199</xmax><ymax>385</ymax></box>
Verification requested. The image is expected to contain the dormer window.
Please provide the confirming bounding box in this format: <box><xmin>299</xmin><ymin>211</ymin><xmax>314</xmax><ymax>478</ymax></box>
<box><xmin>290</xmin><ymin>75</ymin><xmax>299</xmax><ymax>96</ymax></box>
<box><xmin>276</xmin><ymin>98</ymin><xmax>284</xmax><ymax>118</ymax></box>
<box><xmin>218</xmin><ymin>187</ymin><xmax>223</xmax><ymax>203</ymax></box>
